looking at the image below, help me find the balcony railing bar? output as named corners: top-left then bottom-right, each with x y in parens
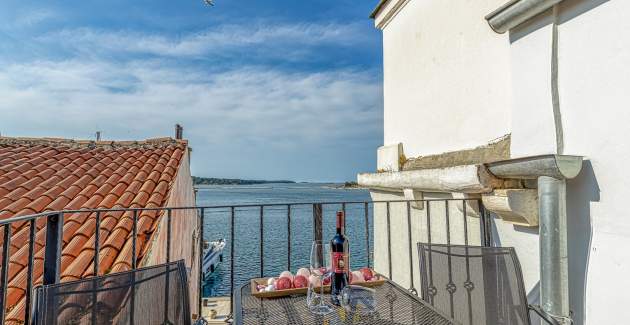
top-left (229, 206), bottom-right (235, 317)
top-left (286, 204), bottom-right (291, 272)
top-left (363, 202), bottom-right (370, 268)
top-left (406, 201), bottom-right (416, 295)
top-left (425, 201), bottom-right (435, 306)
top-left (0, 199), bottom-right (485, 226)
top-left (0, 224), bottom-right (11, 325)
top-left (0, 198), bottom-right (489, 324)
top-left (163, 209), bottom-right (173, 324)
top-left (197, 207), bottom-right (205, 321)
top-left (24, 220), bottom-right (36, 325)
top-left (386, 201), bottom-right (392, 279)
top-left (259, 206), bottom-right (264, 278)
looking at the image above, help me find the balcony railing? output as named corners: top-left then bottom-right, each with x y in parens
top-left (0, 198), bottom-right (491, 324)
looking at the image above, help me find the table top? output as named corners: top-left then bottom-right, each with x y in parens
top-left (233, 279), bottom-right (459, 325)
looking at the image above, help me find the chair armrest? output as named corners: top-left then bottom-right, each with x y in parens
top-left (528, 304), bottom-right (572, 325)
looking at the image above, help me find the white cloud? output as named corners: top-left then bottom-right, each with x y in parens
top-left (0, 59), bottom-right (382, 177)
top-left (3, 8), bottom-right (57, 29)
top-left (0, 20), bottom-right (382, 180)
top-left (39, 22), bottom-right (368, 59)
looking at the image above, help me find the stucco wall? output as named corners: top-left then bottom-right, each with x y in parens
top-left (373, 0), bottom-right (630, 324)
top-left (505, 1), bottom-right (630, 324)
top-left (380, 0), bottom-right (512, 158)
top-left (370, 190), bottom-right (482, 291)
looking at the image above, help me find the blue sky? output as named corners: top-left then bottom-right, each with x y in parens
top-left (0, 0), bottom-right (383, 182)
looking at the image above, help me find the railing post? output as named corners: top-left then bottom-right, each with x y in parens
top-left (312, 204), bottom-right (323, 261)
top-left (259, 206), bottom-right (264, 277)
top-left (43, 213), bottom-right (63, 285)
top-left (386, 202), bottom-right (392, 280)
top-left (286, 204), bottom-right (291, 272)
top-left (229, 206), bottom-right (235, 318)
top-left (164, 209), bottom-right (172, 325)
top-left (198, 208), bottom-right (204, 321)
top-left (364, 202), bottom-right (370, 268)
top-left (478, 199), bottom-right (492, 247)
top-left (0, 224), bottom-right (12, 325)
top-left (24, 220), bottom-right (36, 325)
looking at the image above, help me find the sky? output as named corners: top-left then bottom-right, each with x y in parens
top-left (0, 0), bottom-right (383, 182)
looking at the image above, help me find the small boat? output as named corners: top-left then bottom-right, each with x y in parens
top-left (203, 239), bottom-right (225, 278)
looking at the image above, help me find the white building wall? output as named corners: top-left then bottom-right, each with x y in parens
top-left (505, 1), bottom-right (630, 324)
top-left (381, 0), bottom-right (512, 157)
top-left (372, 0), bottom-right (630, 324)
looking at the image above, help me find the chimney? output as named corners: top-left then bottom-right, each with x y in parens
top-left (175, 124), bottom-right (183, 139)
top-left (96, 131), bottom-right (101, 141)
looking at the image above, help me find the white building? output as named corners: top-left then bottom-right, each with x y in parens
top-left (360, 0), bottom-right (630, 324)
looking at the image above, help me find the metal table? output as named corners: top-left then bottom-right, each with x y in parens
top-left (233, 280), bottom-right (459, 325)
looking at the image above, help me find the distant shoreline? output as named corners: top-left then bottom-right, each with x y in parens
top-left (192, 176), bottom-right (295, 185)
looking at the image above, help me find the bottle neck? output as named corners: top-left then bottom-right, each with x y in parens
top-left (336, 213), bottom-right (344, 235)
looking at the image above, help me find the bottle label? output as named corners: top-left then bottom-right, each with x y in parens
top-left (331, 252), bottom-right (348, 273)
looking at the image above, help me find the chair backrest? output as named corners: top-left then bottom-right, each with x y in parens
top-left (32, 260), bottom-right (191, 325)
top-left (418, 243), bottom-right (530, 325)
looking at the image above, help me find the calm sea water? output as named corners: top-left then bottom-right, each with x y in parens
top-left (196, 183), bottom-right (372, 297)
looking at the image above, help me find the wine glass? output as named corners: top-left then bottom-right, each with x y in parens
top-left (341, 285), bottom-right (376, 316)
top-left (308, 240), bottom-right (333, 315)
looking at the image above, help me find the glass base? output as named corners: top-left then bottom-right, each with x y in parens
top-left (309, 304), bottom-right (333, 315)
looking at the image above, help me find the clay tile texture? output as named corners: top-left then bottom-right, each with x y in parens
top-left (0, 136), bottom-right (189, 323)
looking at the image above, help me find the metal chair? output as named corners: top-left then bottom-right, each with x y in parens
top-left (32, 260), bottom-right (191, 325)
top-left (417, 243), bottom-right (562, 325)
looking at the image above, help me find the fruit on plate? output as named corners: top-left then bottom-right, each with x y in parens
top-left (279, 271), bottom-right (294, 281)
top-left (267, 277), bottom-right (276, 286)
top-left (309, 275), bottom-right (321, 287)
top-left (359, 267), bottom-right (374, 281)
top-left (294, 275), bottom-right (308, 288)
top-left (276, 277), bottom-right (292, 290)
top-left (351, 270), bottom-right (365, 283)
top-left (296, 268), bottom-right (310, 278)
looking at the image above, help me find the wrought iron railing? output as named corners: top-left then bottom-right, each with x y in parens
top-left (0, 198), bottom-right (491, 324)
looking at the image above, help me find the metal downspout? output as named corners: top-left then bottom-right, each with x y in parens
top-left (538, 176), bottom-right (570, 324)
top-left (486, 155), bottom-right (581, 324)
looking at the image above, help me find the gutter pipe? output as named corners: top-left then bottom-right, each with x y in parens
top-left (487, 155), bottom-right (581, 324)
top-left (485, 0), bottom-right (564, 33)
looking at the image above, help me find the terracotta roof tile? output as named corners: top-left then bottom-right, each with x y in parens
top-left (0, 136), bottom-right (187, 322)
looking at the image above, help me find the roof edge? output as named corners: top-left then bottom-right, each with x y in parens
top-left (0, 136), bottom-right (187, 148)
top-left (369, 0), bottom-right (389, 19)
top-left (485, 0), bottom-right (564, 33)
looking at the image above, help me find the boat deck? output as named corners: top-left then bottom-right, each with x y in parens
top-left (201, 296), bottom-right (231, 324)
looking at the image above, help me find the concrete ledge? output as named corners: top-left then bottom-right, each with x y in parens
top-left (358, 164), bottom-right (503, 194)
top-left (482, 189), bottom-right (539, 226)
top-left (369, 0), bottom-right (411, 30)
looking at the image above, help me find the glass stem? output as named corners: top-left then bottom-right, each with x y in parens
top-left (320, 275), bottom-right (324, 307)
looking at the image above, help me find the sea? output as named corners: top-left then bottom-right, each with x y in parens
top-left (196, 182), bottom-right (372, 297)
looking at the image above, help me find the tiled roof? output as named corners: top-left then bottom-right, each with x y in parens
top-left (0, 136), bottom-right (188, 323)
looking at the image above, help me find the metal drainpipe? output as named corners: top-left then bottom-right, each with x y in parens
top-left (486, 155), bottom-right (582, 324)
top-left (538, 176), bottom-right (570, 324)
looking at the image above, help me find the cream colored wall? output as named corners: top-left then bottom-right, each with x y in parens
top-left (370, 190), bottom-right (481, 291)
top-left (374, 1), bottom-right (630, 324)
top-left (507, 1), bottom-right (630, 324)
top-left (380, 0), bottom-right (512, 158)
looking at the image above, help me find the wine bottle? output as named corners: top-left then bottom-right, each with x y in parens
top-left (330, 211), bottom-right (349, 305)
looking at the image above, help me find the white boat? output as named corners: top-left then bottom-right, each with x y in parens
top-left (203, 239), bottom-right (225, 277)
